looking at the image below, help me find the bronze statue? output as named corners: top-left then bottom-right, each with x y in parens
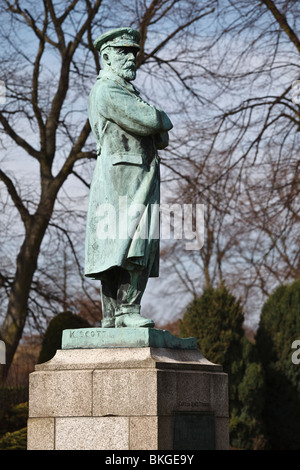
top-left (85, 28), bottom-right (173, 328)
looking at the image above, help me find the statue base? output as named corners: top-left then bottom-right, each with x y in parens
top-left (27, 329), bottom-right (229, 450)
top-left (61, 327), bottom-right (198, 350)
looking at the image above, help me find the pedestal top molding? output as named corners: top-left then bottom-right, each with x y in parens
top-left (62, 327), bottom-right (197, 351)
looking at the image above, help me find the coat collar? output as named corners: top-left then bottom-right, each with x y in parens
top-left (98, 69), bottom-right (140, 95)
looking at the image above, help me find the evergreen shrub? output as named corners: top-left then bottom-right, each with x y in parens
top-left (38, 311), bottom-right (90, 363)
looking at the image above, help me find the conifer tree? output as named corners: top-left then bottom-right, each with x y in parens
top-left (256, 279), bottom-right (300, 450)
top-left (180, 284), bottom-right (266, 449)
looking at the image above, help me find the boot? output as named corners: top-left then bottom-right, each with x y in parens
top-left (101, 317), bottom-right (115, 328)
top-left (101, 292), bottom-right (116, 328)
top-left (115, 304), bottom-right (155, 328)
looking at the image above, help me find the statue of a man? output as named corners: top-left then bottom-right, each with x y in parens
top-left (85, 28), bottom-right (173, 328)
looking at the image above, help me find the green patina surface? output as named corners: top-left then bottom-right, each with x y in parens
top-left (84, 27), bottom-right (173, 329)
top-left (61, 327), bottom-right (197, 350)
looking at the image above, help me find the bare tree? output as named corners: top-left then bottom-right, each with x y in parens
top-left (208, 0), bottom-right (300, 324)
top-left (157, 0), bottom-right (300, 328)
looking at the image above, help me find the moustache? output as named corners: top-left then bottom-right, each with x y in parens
top-left (124, 61), bottom-right (136, 69)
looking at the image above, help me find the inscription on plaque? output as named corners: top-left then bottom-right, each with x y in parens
top-left (69, 329), bottom-right (102, 338)
top-left (178, 401), bottom-right (210, 408)
top-left (173, 411), bottom-right (216, 450)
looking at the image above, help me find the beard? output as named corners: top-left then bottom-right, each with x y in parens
top-left (119, 65), bottom-right (136, 82)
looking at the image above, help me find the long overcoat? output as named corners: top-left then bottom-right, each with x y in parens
top-left (85, 70), bottom-right (173, 280)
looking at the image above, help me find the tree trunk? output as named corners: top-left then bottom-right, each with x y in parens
top-left (0, 203), bottom-right (53, 382)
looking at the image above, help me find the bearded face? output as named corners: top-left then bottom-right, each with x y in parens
top-left (102, 46), bottom-right (138, 82)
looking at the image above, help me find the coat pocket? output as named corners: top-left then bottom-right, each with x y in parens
top-left (111, 153), bottom-right (143, 166)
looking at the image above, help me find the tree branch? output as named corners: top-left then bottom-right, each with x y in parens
top-left (0, 113), bottom-right (41, 160)
top-left (45, 0), bottom-right (66, 50)
top-left (54, 119), bottom-right (94, 188)
top-left (260, 0), bottom-right (300, 55)
top-left (5, 0), bottom-right (58, 47)
top-left (58, 0), bottom-right (81, 24)
top-left (72, 170), bottom-right (91, 188)
top-left (31, 5), bottom-right (48, 150)
top-left (0, 169), bottom-right (30, 226)
top-left (44, 0), bottom-right (102, 165)
top-left (140, 7), bottom-right (215, 65)
top-left (68, 0), bottom-right (103, 56)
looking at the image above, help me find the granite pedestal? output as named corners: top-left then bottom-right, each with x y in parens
top-left (27, 328), bottom-right (229, 450)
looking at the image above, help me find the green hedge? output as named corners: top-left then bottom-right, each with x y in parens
top-left (0, 427), bottom-right (27, 450)
top-left (0, 387), bottom-right (28, 424)
top-left (1, 402), bottom-right (28, 434)
top-left (0, 399), bottom-right (28, 450)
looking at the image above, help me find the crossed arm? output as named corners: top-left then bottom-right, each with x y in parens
top-left (91, 79), bottom-right (173, 141)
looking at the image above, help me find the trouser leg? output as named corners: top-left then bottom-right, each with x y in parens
top-left (100, 266), bottom-right (154, 328)
top-left (100, 269), bottom-right (119, 328)
top-left (115, 268), bottom-right (154, 328)
top-left (100, 291), bottom-right (116, 327)
top-left (117, 269), bottom-right (148, 305)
